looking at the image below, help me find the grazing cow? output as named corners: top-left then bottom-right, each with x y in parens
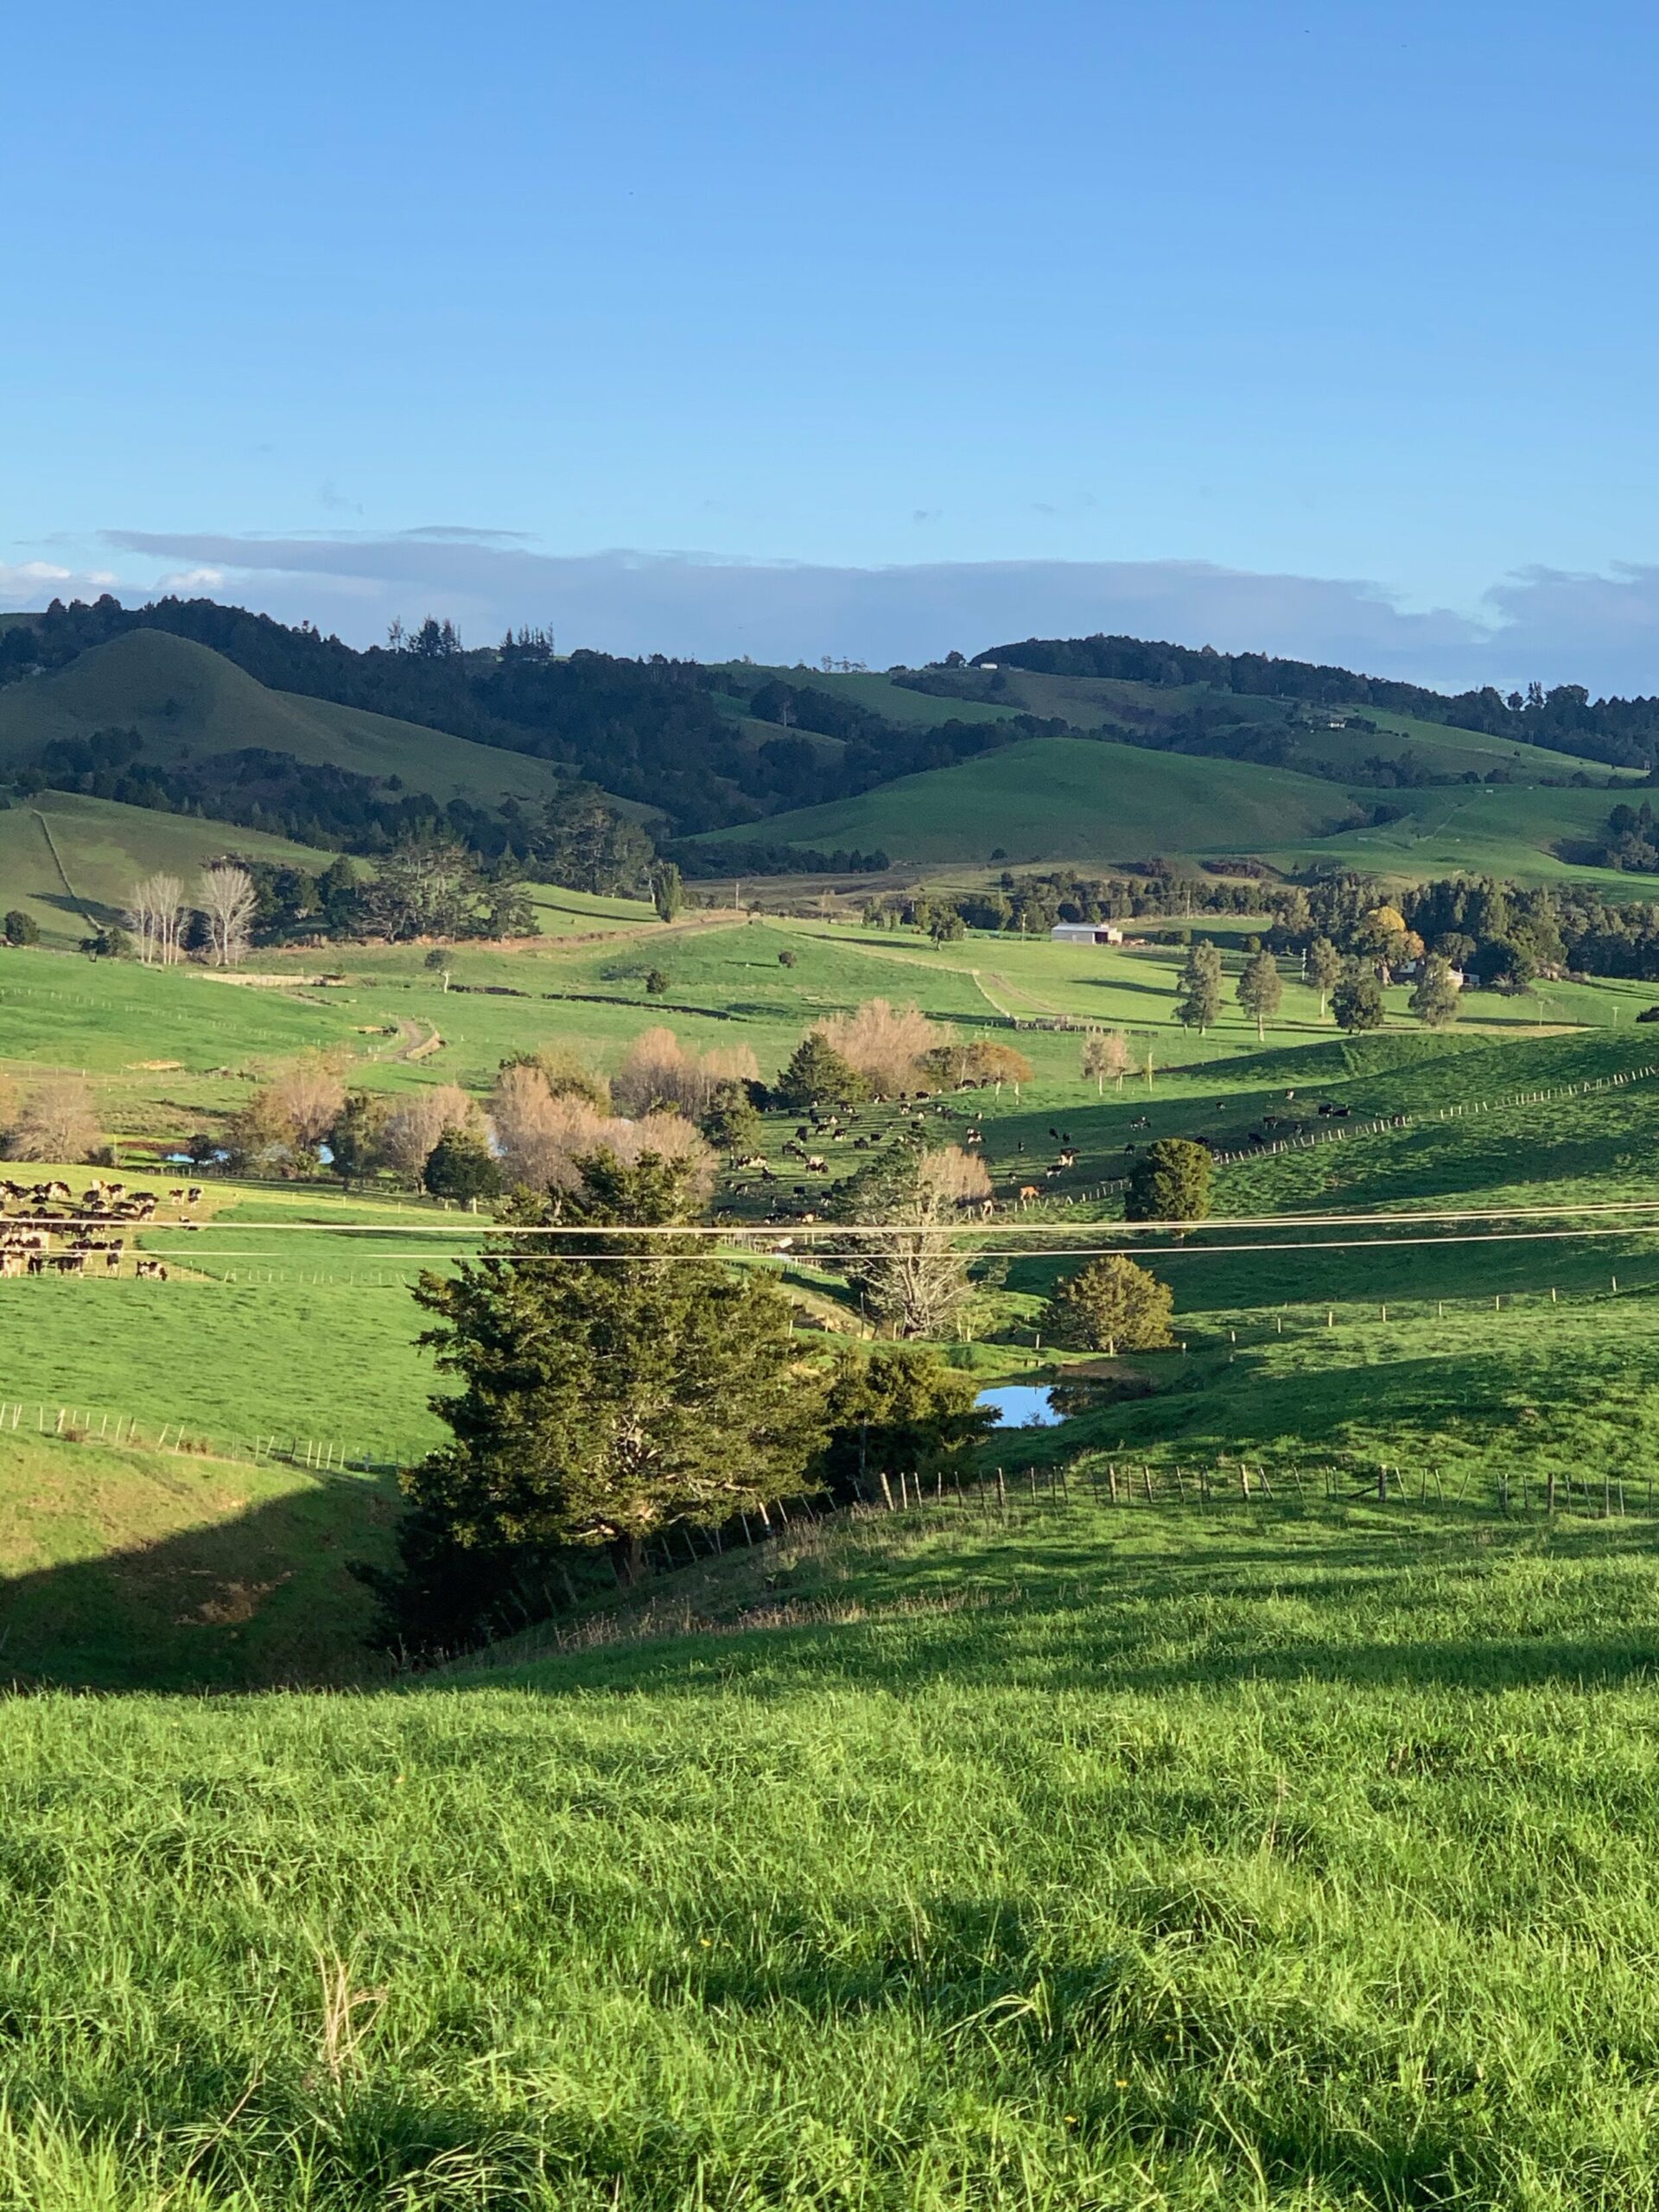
top-left (804, 1155), bottom-right (827, 1173)
top-left (0, 1253), bottom-right (24, 1277)
top-left (187, 1186), bottom-right (203, 1204)
top-left (1017, 1184), bottom-right (1041, 1203)
top-left (135, 1259), bottom-right (168, 1281)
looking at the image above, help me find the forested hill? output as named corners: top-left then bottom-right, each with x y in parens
top-left (0, 597), bottom-right (1046, 836)
top-left (971, 632), bottom-right (1659, 769)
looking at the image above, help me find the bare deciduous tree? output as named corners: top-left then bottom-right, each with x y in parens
top-left (1082, 1031), bottom-right (1131, 1093)
top-left (817, 999), bottom-right (942, 1095)
top-left (381, 1084), bottom-right (483, 1183)
top-left (610, 1029), bottom-right (759, 1120)
top-left (1, 1076), bottom-right (103, 1163)
top-left (490, 1062), bottom-right (715, 1201)
top-left (125, 873), bottom-right (186, 966)
top-left (267, 1054), bottom-right (349, 1149)
top-left (198, 864), bottom-right (257, 968)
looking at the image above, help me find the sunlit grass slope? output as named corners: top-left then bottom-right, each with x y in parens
top-left (2, 1497), bottom-right (1659, 2205)
top-left (695, 734), bottom-right (1360, 863)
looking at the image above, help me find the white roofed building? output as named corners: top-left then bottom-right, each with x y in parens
top-left (1051, 922), bottom-right (1123, 946)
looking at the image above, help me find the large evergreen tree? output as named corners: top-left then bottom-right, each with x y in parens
top-left (403, 1152), bottom-right (823, 1601)
top-left (773, 1031), bottom-right (868, 1112)
top-left (1409, 954), bottom-right (1463, 1029)
top-left (1174, 940), bottom-right (1224, 1033)
top-left (1044, 1254), bottom-right (1173, 1352)
top-left (814, 1346), bottom-right (994, 1504)
top-left (1332, 965), bottom-right (1386, 1032)
top-left (1124, 1137), bottom-right (1212, 1223)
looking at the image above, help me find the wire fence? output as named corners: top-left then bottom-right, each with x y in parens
top-left (0, 1398), bottom-right (429, 1476)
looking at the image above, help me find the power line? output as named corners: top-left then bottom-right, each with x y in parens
top-left (129, 1195), bottom-right (1659, 1239)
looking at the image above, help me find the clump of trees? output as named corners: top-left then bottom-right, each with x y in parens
top-left (1082, 1031), bottom-right (1131, 1091)
top-left (609, 1030), bottom-right (760, 1121)
top-left (3, 910), bottom-right (40, 947)
top-left (817, 999), bottom-right (943, 1094)
top-left (225, 1053), bottom-right (351, 1175)
top-left (917, 1039), bottom-right (1032, 1091)
top-left (1043, 1255), bottom-right (1173, 1354)
top-left (489, 1060), bottom-right (715, 1203)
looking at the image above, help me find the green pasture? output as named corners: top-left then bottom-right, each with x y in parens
top-left (694, 734), bottom-right (1360, 865)
top-left (2, 1497), bottom-right (1659, 2204)
top-left (0, 791), bottom-right (339, 946)
top-left (1267, 777), bottom-right (1639, 889)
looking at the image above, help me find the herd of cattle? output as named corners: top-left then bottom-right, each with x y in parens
top-left (722, 1087), bottom-right (1374, 1224)
top-left (0, 1178), bottom-right (203, 1280)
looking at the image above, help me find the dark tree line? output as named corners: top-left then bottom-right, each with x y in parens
top-left (0, 595), bottom-right (1052, 836)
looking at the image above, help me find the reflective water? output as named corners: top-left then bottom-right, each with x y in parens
top-left (977, 1384), bottom-right (1062, 1428)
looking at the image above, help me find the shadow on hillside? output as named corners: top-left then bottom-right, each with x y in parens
top-left (0, 1469), bottom-right (399, 1693)
top-left (469, 1509), bottom-right (1659, 1705)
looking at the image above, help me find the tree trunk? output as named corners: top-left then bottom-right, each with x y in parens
top-left (609, 1533), bottom-right (648, 1589)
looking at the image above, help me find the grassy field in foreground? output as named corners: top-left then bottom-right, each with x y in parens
top-left (1, 1501), bottom-right (1658, 2206)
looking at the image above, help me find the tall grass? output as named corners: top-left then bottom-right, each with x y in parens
top-left (0, 1503), bottom-right (1656, 2205)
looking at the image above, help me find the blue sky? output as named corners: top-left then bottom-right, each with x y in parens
top-left (6, 0), bottom-right (1659, 685)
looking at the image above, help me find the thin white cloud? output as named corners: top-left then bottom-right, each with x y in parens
top-left (0, 531), bottom-right (1648, 696)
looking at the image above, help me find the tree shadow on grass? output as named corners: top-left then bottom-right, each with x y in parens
top-left (0, 1469), bottom-right (401, 1692)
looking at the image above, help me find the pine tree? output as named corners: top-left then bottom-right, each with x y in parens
top-left (814, 1347), bottom-right (994, 1503)
top-left (773, 1031), bottom-right (868, 1112)
top-left (1174, 940), bottom-right (1224, 1033)
top-left (1306, 936), bottom-right (1342, 1019)
top-left (1409, 954), bottom-right (1463, 1030)
top-left (1332, 965), bottom-right (1386, 1032)
top-left (423, 1126), bottom-right (503, 1205)
top-left (404, 1154), bottom-right (822, 1599)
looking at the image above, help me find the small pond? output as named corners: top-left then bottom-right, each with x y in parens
top-left (977, 1384), bottom-right (1063, 1429)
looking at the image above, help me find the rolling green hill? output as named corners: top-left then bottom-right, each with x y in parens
top-left (0, 791), bottom-right (341, 944)
top-left (919, 663), bottom-right (1630, 785)
top-left (692, 728), bottom-right (1643, 883)
top-left (695, 733), bottom-right (1364, 863)
top-left (1266, 778), bottom-right (1643, 889)
top-left (0, 630), bottom-right (583, 813)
